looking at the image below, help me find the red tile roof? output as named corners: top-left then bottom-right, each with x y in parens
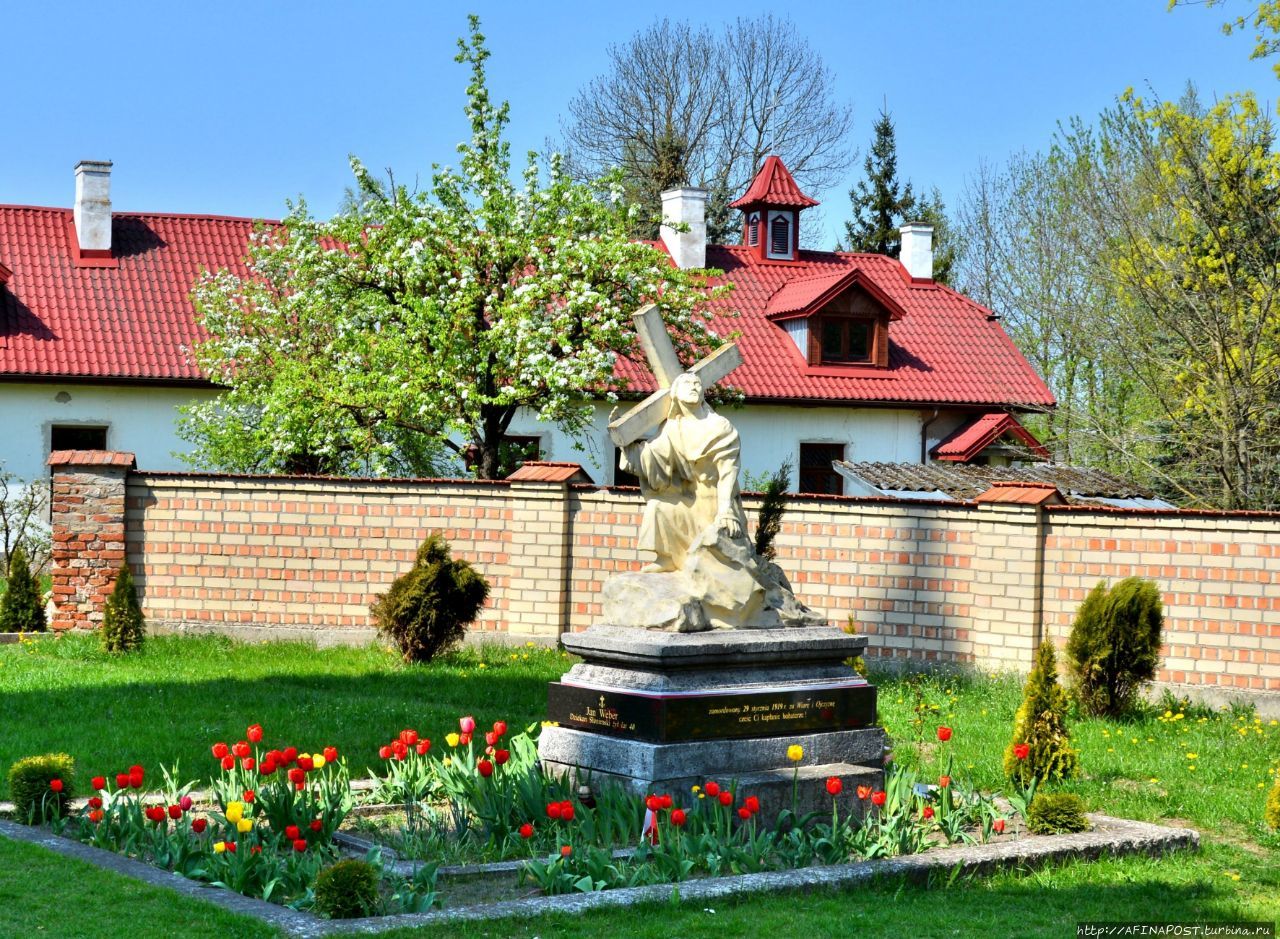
top-left (0, 204), bottom-right (1054, 409)
top-left (973, 481), bottom-right (1065, 506)
top-left (933, 413), bottom-right (1050, 461)
top-left (506, 461), bottom-right (593, 483)
top-left (47, 449), bottom-right (136, 468)
top-left (764, 269), bottom-right (905, 321)
top-left (729, 156), bottom-right (819, 209)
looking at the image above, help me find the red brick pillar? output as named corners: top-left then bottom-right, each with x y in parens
top-left (47, 450), bottom-right (136, 632)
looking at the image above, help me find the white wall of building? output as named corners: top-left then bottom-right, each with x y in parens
top-left (506, 402), bottom-right (934, 487)
top-left (0, 382), bottom-right (219, 481)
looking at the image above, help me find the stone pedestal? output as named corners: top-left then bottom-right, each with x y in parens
top-left (539, 625), bottom-right (886, 818)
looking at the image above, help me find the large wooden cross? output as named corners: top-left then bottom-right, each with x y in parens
top-left (607, 304), bottom-right (743, 447)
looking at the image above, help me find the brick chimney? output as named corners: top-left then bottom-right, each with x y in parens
top-left (899, 223), bottom-right (933, 280)
top-left (660, 186), bottom-right (708, 270)
top-left (73, 160), bottom-right (113, 257)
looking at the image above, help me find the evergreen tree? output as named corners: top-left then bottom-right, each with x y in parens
top-left (844, 108), bottom-right (916, 258)
top-left (1004, 640), bottom-right (1080, 785)
top-left (0, 545), bottom-right (45, 633)
top-left (101, 562), bottom-right (145, 653)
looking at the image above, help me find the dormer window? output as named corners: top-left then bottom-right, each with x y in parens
top-left (766, 273), bottom-right (902, 371)
top-left (747, 212), bottom-right (760, 247)
top-left (768, 211), bottom-right (792, 259)
top-left (819, 317), bottom-right (872, 364)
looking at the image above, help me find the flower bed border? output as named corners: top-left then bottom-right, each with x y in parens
top-left (0, 814), bottom-right (1198, 937)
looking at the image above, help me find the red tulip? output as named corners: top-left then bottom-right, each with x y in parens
top-left (492, 720), bottom-right (507, 738)
top-left (310, 818), bottom-right (323, 832)
top-left (993, 818), bottom-right (1007, 834)
top-left (293, 839), bottom-right (307, 853)
top-left (494, 748), bottom-right (510, 765)
top-left (737, 807), bottom-right (752, 820)
top-left (459, 731), bottom-right (472, 746)
top-left (220, 756), bottom-right (235, 771)
top-left (241, 757), bottom-right (256, 771)
top-left (288, 768), bottom-right (305, 785)
top-left (671, 809), bottom-right (687, 826)
top-left (145, 805), bottom-right (165, 823)
top-left (560, 845), bottom-right (572, 857)
top-left (459, 715), bottom-right (477, 734)
top-left (399, 729), bottom-right (418, 746)
top-left (659, 794), bottom-right (673, 809)
top-left (297, 755), bottom-right (314, 772)
top-left (212, 742), bottom-right (229, 759)
top-left (285, 825), bottom-right (301, 840)
top-left (226, 842), bottom-right (237, 854)
top-left (168, 804), bottom-right (182, 820)
top-left (826, 777), bottom-right (843, 796)
top-left (519, 822), bottom-right (534, 839)
top-left (646, 795), bottom-right (660, 812)
top-left (49, 779), bottom-right (64, 793)
top-left (704, 781), bottom-right (720, 797)
top-left (88, 809), bottom-right (104, 823)
top-left (477, 759), bottom-right (494, 778)
top-left (192, 818), bottom-right (208, 834)
top-left (129, 771), bottom-right (144, 789)
top-left (179, 795), bottom-right (193, 811)
top-left (232, 741), bottom-right (251, 759)
top-left (88, 797), bottom-right (103, 810)
top-left (871, 790), bottom-right (887, 806)
top-left (718, 791), bottom-right (733, 807)
top-left (744, 796), bottom-right (760, 814)
top-left (91, 776), bottom-right (106, 791)
top-left (485, 730), bottom-right (500, 747)
top-left (246, 724), bottom-right (263, 743)
top-left (323, 746), bottom-right (338, 763)
top-left (923, 806), bottom-right (936, 820)
top-left (936, 726), bottom-right (952, 742)
top-left (390, 742), bottom-right (408, 761)
top-left (115, 773), bottom-right (130, 789)
top-left (547, 802), bottom-right (563, 820)
top-left (856, 785), bottom-right (872, 800)
top-left (260, 761), bottom-right (277, 776)
top-left (560, 801), bottom-right (575, 822)
top-left (379, 745), bottom-right (393, 760)
top-left (243, 790), bottom-right (255, 803)
top-left (250, 845), bottom-right (262, 855)
top-left (1013, 743), bottom-right (1030, 761)
top-left (282, 747), bottom-right (298, 764)
top-left (415, 741), bottom-right (431, 756)
top-left (939, 776), bottom-right (951, 789)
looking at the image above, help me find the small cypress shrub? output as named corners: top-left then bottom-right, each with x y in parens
top-left (1026, 792), bottom-right (1090, 834)
top-left (101, 562), bottom-right (145, 653)
top-left (314, 859), bottom-right (381, 919)
top-left (753, 458), bottom-right (793, 561)
top-left (0, 545), bottom-right (46, 632)
top-left (1004, 640), bottom-right (1080, 785)
top-left (9, 753), bottom-right (74, 824)
top-left (372, 534), bottom-right (489, 663)
top-left (1066, 577), bottom-right (1164, 717)
top-left (1266, 775), bottom-right (1280, 831)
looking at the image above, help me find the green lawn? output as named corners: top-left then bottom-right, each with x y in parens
top-left (1, 634), bottom-right (1277, 937)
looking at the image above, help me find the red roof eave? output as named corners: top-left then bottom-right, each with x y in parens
top-left (933, 413), bottom-right (1050, 462)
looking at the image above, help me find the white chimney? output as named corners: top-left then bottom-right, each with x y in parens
top-left (899, 223), bottom-right (933, 280)
top-left (660, 186), bottom-right (708, 270)
top-left (74, 160), bottom-right (113, 255)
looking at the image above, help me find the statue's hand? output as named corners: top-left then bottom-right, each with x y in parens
top-left (717, 513), bottom-right (743, 539)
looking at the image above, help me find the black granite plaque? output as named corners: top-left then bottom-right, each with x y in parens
top-left (546, 681), bottom-right (877, 743)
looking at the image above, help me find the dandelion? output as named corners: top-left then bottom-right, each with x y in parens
top-left (787, 745), bottom-right (804, 762)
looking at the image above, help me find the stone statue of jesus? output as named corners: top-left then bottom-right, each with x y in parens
top-left (620, 372), bottom-right (749, 572)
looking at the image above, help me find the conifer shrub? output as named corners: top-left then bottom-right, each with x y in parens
top-left (0, 544), bottom-right (46, 632)
top-left (101, 562), bottom-right (145, 653)
top-left (1026, 791), bottom-right (1090, 834)
top-left (1004, 640), bottom-right (1080, 785)
top-left (372, 534), bottom-right (490, 663)
top-left (314, 859), bottom-right (381, 919)
top-left (1266, 775), bottom-right (1280, 831)
top-left (8, 753), bottom-right (74, 824)
top-left (753, 458), bottom-right (793, 561)
top-left (1066, 577), bottom-right (1164, 717)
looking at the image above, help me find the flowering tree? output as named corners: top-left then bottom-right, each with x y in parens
top-left (184, 17), bottom-right (724, 479)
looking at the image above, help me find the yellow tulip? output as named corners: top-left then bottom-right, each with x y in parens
top-left (787, 745), bottom-right (804, 762)
top-left (312, 755), bottom-right (326, 770)
top-left (446, 733), bottom-right (460, 748)
top-left (226, 802), bottom-right (244, 823)
top-left (237, 818), bottom-right (253, 833)
top-left (214, 841), bottom-right (227, 854)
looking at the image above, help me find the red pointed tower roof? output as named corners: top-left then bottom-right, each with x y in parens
top-left (730, 155), bottom-right (819, 209)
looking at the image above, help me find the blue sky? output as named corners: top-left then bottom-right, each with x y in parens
top-left (3, 1), bottom-right (1275, 248)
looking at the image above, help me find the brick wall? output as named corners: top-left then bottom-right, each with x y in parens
top-left (47, 454), bottom-right (1280, 703)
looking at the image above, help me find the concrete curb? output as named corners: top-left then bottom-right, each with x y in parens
top-left (0, 814), bottom-right (1199, 938)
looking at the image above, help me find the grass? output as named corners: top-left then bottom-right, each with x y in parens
top-left (1, 635), bottom-right (1278, 936)
top-left (0, 632), bottom-right (570, 798)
